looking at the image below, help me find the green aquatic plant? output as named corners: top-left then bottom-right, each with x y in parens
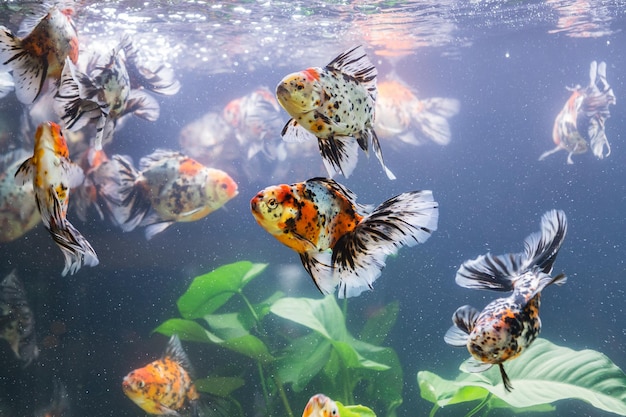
top-left (154, 261), bottom-right (397, 417)
top-left (418, 338), bottom-right (626, 416)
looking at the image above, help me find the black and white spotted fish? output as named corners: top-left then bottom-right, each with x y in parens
top-left (0, 270), bottom-right (39, 366)
top-left (276, 45), bottom-right (395, 180)
top-left (445, 210), bottom-right (568, 391)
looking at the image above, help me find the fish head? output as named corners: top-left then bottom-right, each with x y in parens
top-left (276, 68), bottom-right (323, 116)
top-left (122, 366), bottom-right (165, 413)
top-left (35, 122), bottom-right (70, 159)
top-left (302, 394), bottom-right (340, 417)
top-left (223, 97), bottom-right (243, 127)
top-left (250, 184), bottom-right (299, 236)
top-left (205, 168), bottom-right (238, 204)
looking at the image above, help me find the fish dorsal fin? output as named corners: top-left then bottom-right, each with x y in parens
top-left (281, 119), bottom-right (318, 143)
top-left (325, 45), bottom-right (377, 101)
top-left (306, 177), bottom-right (372, 216)
top-left (164, 335), bottom-right (194, 376)
top-left (521, 209), bottom-right (567, 274)
top-left (138, 149), bottom-right (181, 171)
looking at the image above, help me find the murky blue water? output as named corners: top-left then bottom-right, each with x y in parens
top-left (0, 1), bottom-right (625, 416)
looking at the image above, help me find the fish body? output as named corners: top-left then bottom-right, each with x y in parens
top-left (0, 149), bottom-right (40, 242)
top-left (302, 394), bottom-right (339, 417)
top-left (539, 61), bottom-right (615, 163)
top-left (0, 5), bottom-right (78, 103)
top-left (55, 36), bottom-right (161, 150)
top-left (123, 335), bottom-right (199, 416)
top-left (0, 270), bottom-right (39, 366)
top-left (445, 210), bottom-right (568, 391)
top-left (276, 46), bottom-right (395, 179)
top-left (98, 149), bottom-right (238, 239)
top-left (375, 79), bottom-right (460, 146)
top-left (14, 121), bottom-right (99, 276)
top-left (250, 177), bottom-right (438, 297)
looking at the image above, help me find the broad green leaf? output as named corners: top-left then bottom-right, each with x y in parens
top-left (336, 401), bottom-right (377, 417)
top-left (278, 333), bottom-right (331, 391)
top-left (153, 318), bottom-right (213, 343)
top-left (177, 262), bottom-right (267, 319)
top-left (359, 301), bottom-right (399, 345)
top-left (270, 295), bottom-right (346, 340)
top-left (219, 334), bottom-right (273, 363)
top-left (195, 376), bottom-right (245, 396)
top-left (419, 338), bottom-right (626, 415)
top-left (204, 313), bottom-right (248, 339)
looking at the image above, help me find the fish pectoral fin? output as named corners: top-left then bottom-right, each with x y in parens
top-left (463, 358), bottom-right (493, 373)
top-left (300, 251), bottom-right (339, 295)
top-left (280, 119), bottom-right (317, 143)
top-left (62, 160), bottom-right (86, 189)
top-left (448, 305), bottom-right (480, 340)
top-left (0, 28), bottom-right (46, 104)
top-left (318, 136), bottom-right (359, 179)
top-left (13, 157), bottom-right (34, 186)
top-left (444, 325), bottom-right (470, 347)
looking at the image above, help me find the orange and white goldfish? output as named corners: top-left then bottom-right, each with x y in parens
top-left (375, 78), bottom-right (460, 147)
top-left (302, 394), bottom-right (339, 417)
top-left (276, 46), bottom-right (395, 180)
top-left (0, 149), bottom-right (40, 243)
top-left (55, 34), bottom-right (173, 151)
top-left (123, 335), bottom-right (200, 417)
top-left (1, 270), bottom-right (39, 366)
top-left (98, 149), bottom-right (238, 239)
top-left (14, 121), bottom-right (99, 276)
top-left (445, 210), bottom-right (568, 391)
top-left (223, 86), bottom-right (287, 161)
top-left (0, 4), bottom-right (79, 104)
top-left (539, 61), bottom-right (615, 164)
top-left (251, 177), bottom-right (438, 298)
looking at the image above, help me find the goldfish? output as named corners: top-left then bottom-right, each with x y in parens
top-left (97, 149), bottom-right (238, 239)
top-left (35, 380), bottom-right (70, 417)
top-left (223, 86), bottom-right (287, 161)
top-left (14, 121), bottom-right (99, 276)
top-left (123, 335), bottom-right (200, 417)
top-left (0, 270), bottom-right (39, 366)
top-left (444, 210), bottom-right (568, 391)
top-left (302, 394), bottom-right (339, 417)
top-left (251, 177), bottom-right (438, 298)
top-left (276, 45), bottom-right (395, 180)
top-left (375, 78), bottom-right (460, 147)
top-left (55, 35), bottom-right (165, 151)
top-left (0, 149), bottom-right (40, 242)
top-left (539, 61), bottom-right (615, 164)
top-left (178, 111), bottom-right (235, 167)
top-left (0, 3), bottom-right (79, 104)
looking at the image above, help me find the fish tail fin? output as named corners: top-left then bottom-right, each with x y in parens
top-left (122, 34), bottom-right (181, 95)
top-left (444, 304), bottom-right (480, 346)
top-left (0, 26), bottom-right (46, 103)
top-left (318, 136), bottom-right (359, 178)
top-left (411, 98), bottom-right (460, 146)
top-left (521, 209), bottom-right (567, 274)
top-left (331, 190), bottom-right (438, 297)
top-left (45, 188), bottom-right (99, 276)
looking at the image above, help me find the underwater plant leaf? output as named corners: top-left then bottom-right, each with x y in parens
top-left (153, 318), bottom-right (214, 343)
top-left (219, 334), bottom-right (274, 363)
top-left (195, 376), bottom-right (245, 396)
top-left (331, 340), bottom-right (391, 371)
top-left (336, 401), bottom-right (377, 417)
top-left (204, 313), bottom-right (249, 339)
top-left (359, 301), bottom-right (399, 345)
top-left (419, 338), bottom-right (626, 415)
top-left (270, 295), bottom-right (347, 340)
top-left (355, 345), bottom-right (403, 416)
top-left (177, 261), bottom-right (268, 319)
top-left (277, 333), bottom-right (332, 392)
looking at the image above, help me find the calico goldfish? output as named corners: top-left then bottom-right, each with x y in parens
top-left (0, 4), bottom-right (79, 104)
top-left (302, 394), bottom-right (339, 417)
top-left (251, 177), bottom-right (438, 298)
top-left (14, 121), bottom-right (99, 276)
top-left (0, 149), bottom-right (40, 243)
top-left (123, 335), bottom-right (200, 417)
top-left (55, 35), bottom-right (166, 151)
top-left (375, 78), bottom-right (460, 147)
top-left (445, 210), bottom-right (568, 391)
top-left (276, 46), bottom-right (395, 180)
top-left (0, 270), bottom-right (39, 366)
top-left (97, 149), bottom-right (238, 239)
top-left (539, 61), bottom-right (615, 164)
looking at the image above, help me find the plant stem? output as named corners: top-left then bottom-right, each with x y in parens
top-left (273, 373), bottom-right (294, 417)
top-left (428, 404), bottom-right (440, 417)
top-left (238, 290), bottom-right (260, 323)
top-left (464, 393), bottom-right (491, 417)
top-left (257, 362), bottom-right (270, 409)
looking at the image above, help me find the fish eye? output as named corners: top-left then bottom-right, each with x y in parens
top-left (137, 380), bottom-right (145, 388)
top-left (267, 198), bottom-right (277, 209)
top-left (331, 407), bottom-right (338, 416)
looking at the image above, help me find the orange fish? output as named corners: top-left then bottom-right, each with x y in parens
top-left (251, 177), bottom-right (438, 297)
top-left (96, 149), bottom-right (238, 239)
top-left (123, 335), bottom-right (200, 417)
top-left (302, 394), bottom-right (339, 417)
top-left (276, 46), bottom-right (395, 179)
top-left (0, 4), bottom-right (79, 103)
top-left (14, 121), bottom-right (99, 276)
